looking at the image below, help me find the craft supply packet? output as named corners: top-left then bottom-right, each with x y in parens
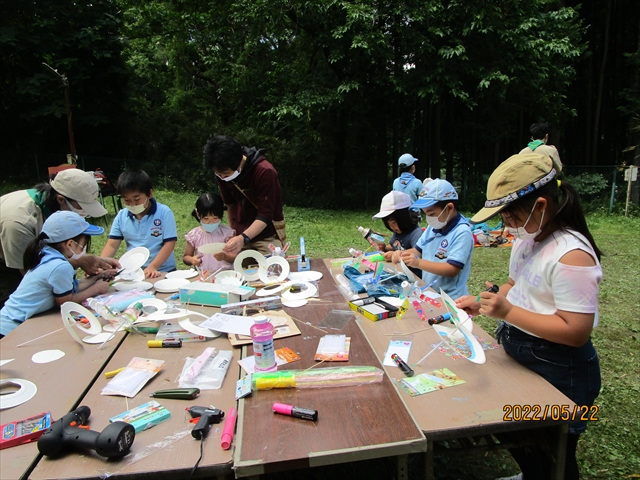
top-left (101, 357), bottom-right (164, 398)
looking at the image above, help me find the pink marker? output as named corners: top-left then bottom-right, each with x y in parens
top-left (273, 403), bottom-right (318, 421)
top-left (220, 407), bottom-right (237, 450)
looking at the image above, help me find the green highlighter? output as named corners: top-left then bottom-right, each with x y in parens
top-left (149, 388), bottom-right (200, 400)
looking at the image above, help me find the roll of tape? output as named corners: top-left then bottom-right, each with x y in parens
top-left (280, 281), bottom-right (317, 301)
top-left (258, 256), bottom-right (290, 285)
top-left (233, 250), bottom-right (267, 281)
top-left (0, 378), bottom-right (37, 409)
top-left (61, 302), bottom-right (102, 344)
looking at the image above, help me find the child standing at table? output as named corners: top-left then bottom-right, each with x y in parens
top-left (398, 179), bottom-right (474, 299)
top-left (101, 170), bottom-right (178, 278)
top-left (0, 211), bottom-right (112, 337)
top-left (183, 192), bottom-right (236, 272)
top-left (456, 153), bottom-right (602, 480)
top-left (373, 191), bottom-right (422, 277)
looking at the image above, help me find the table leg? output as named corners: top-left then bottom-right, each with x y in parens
top-left (397, 454), bottom-right (408, 480)
top-left (551, 424), bottom-right (568, 480)
top-left (425, 439), bottom-right (435, 480)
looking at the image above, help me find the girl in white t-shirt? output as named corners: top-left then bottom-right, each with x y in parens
top-left (183, 193), bottom-right (236, 273)
top-left (456, 153), bottom-right (602, 480)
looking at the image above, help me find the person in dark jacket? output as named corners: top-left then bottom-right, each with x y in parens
top-left (203, 135), bottom-right (285, 256)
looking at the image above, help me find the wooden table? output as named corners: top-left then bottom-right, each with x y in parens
top-left (0, 307), bottom-right (127, 480)
top-left (233, 259), bottom-right (426, 478)
top-left (325, 259), bottom-right (573, 480)
top-left (28, 298), bottom-right (240, 480)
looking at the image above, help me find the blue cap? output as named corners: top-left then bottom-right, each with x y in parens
top-left (42, 211), bottom-right (104, 243)
top-left (412, 179), bottom-right (458, 209)
top-left (398, 153), bottom-right (418, 167)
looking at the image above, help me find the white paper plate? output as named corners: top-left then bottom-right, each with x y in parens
top-left (281, 281), bottom-right (317, 300)
top-left (102, 323), bottom-right (126, 332)
top-left (82, 332), bottom-right (116, 344)
top-left (258, 256), bottom-right (290, 285)
top-left (255, 281), bottom-right (291, 297)
top-left (0, 379), bottom-right (37, 410)
top-left (178, 317), bottom-right (221, 338)
top-left (233, 250), bottom-right (267, 281)
top-left (399, 260), bottom-right (417, 282)
top-left (154, 278), bottom-right (190, 293)
top-left (118, 268), bottom-right (145, 282)
top-left (282, 299), bottom-right (308, 308)
top-left (114, 281), bottom-right (153, 292)
top-left (119, 247), bottom-right (150, 272)
top-left (197, 243), bottom-right (226, 255)
top-left (288, 270), bottom-right (323, 282)
top-left (166, 269), bottom-right (198, 279)
top-left (32, 350), bottom-right (65, 364)
top-left (215, 270), bottom-right (245, 286)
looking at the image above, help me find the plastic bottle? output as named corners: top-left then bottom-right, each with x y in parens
top-left (250, 316), bottom-right (277, 372)
top-left (357, 226), bottom-right (386, 248)
top-left (210, 350), bottom-right (233, 389)
top-left (120, 302), bottom-right (143, 326)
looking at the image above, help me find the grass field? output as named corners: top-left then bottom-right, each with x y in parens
top-left (3, 182), bottom-right (638, 479)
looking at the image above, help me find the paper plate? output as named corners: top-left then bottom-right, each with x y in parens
top-left (215, 270), bottom-right (245, 286)
top-left (399, 260), bottom-right (417, 282)
top-left (281, 281), bottom-right (318, 301)
top-left (197, 243), bottom-right (226, 255)
top-left (282, 299), bottom-right (308, 308)
top-left (154, 278), bottom-right (190, 293)
top-left (32, 350), bottom-right (65, 364)
top-left (82, 332), bottom-right (116, 344)
top-left (117, 268), bottom-right (145, 282)
top-left (119, 247), bottom-right (150, 272)
top-left (233, 250), bottom-right (267, 281)
top-left (0, 379), bottom-right (37, 410)
top-left (178, 317), bottom-right (221, 338)
top-left (102, 323), bottom-right (126, 333)
top-left (255, 281), bottom-right (291, 297)
top-left (258, 256), bottom-right (290, 285)
top-left (114, 281), bottom-right (153, 292)
top-left (128, 298), bottom-right (168, 317)
top-left (288, 270), bottom-right (323, 282)
top-left (166, 269), bottom-right (198, 279)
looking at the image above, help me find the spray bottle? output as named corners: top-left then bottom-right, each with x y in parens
top-left (357, 227), bottom-right (386, 249)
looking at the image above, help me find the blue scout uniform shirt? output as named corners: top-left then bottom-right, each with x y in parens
top-left (415, 213), bottom-right (473, 299)
top-left (392, 173), bottom-right (423, 203)
top-left (108, 198), bottom-right (178, 272)
top-left (389, 225), bottom-right (424, 278)
top-left (0, 246), bottom-right (77, 335)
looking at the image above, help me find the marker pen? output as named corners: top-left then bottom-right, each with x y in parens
top-left (272, 403), bottom-right (318, 421)
top-left (147, 340), bottom-right (182, 348)
top-left (104, 367), bottom-right (125, 378)
top-left (477, 284), bottom-right (500, 302)
top-left (391, 353), bottom-right (414, 377)
top-left (220, 407), bottom-right (237, 450)
top-left (427, 312), bottom-right (452, 325)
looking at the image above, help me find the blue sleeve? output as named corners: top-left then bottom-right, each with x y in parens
top-left (161, 206), bottom-right (178, 243)
top-left (108, 210), bottom-right (125, 240)
top-left (445, 226), bottom-right (474, 268)
top-left (48, 262), bottom-right (75, 297)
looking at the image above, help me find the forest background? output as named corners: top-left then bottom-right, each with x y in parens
top-left (0, 0), bottom-right (639, 212)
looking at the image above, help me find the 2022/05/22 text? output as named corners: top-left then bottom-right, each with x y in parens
top-left (503, 404), bottom-right (600, 422)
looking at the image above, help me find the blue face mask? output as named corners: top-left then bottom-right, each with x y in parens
top-left (201, 221), bottom-right (220, 233)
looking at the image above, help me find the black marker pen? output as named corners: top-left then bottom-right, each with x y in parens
top-left (391, 353), bottom-right (414, 377)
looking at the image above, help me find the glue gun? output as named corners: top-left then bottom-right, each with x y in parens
top-left (186, 406), bottom-right (225, 440)
top-left (37, 406), bottom-right (135, 458)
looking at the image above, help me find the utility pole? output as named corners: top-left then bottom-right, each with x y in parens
top-left (42, 62), bottom-right (76, 164)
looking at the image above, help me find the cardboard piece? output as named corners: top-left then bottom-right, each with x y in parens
top-left (227, 310), bottom-right (301, 346)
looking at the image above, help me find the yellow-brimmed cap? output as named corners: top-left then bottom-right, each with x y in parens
top-left (471, 153), bottom-right (556, 224)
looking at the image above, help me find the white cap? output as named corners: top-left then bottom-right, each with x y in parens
top-left (372, 191), bottom-right (412, 219)
top-left (50, 169), bottom-right (108, 218)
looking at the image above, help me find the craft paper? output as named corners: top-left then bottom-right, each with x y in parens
top-left (399, 368), bottom-right (465, 397)
top-left (383, 340), bottom-right (412, 367)
top-left (199, 313), bottom-right (255, 336)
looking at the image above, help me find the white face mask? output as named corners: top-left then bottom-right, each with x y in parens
top-left (201, 221), bottom-right (220, 233)
top-left (216, 169), bottom-right (241, 182)
top-left (64, 198), bottom-right (87, 218)
top-left (68, 241), bottom-right (86, 261)
top-left (426, 206), bottom-right (451, 229)
top-left (125, 199), bottom-right (149, 215)
top-left (508, 202), bottom-right (545, 241)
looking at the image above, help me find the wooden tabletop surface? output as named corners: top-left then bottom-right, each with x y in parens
top-left (233, 259), bottom-right (426, 477)
top-left (325, 259), bottom-right (574, 439)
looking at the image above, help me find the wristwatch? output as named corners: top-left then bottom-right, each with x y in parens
top-left (241, 233), bottom-right (251, 244)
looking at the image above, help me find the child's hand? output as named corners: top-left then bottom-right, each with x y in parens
top-left (377, 243), bottom-right (386, 252)
top-left (191, 255), bottom-right (202, 267)
top-left (144, 266), bottom-right (160, 278)
top-left (383, 251), bottom-right (394, 262)
top-left (455, 295), bottom-right (481, 316)
top-left (400, 251), bottom-right (419, 267)
top-left (478, 281), bottom-right (512, 319)
top-left (390, 251), bottom-right (402, 264)
top-left (213, 252), bottom-right (226, 262)
top-left (94, 280), bottom-right (111, 295)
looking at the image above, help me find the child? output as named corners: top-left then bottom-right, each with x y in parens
top-left (101, 170), bottom-right (177, 278)
top-left (392, 153), bottom-right (423, 202)
top-left (0, 211), bottom-right (112, 337)
top-left (372, 191), bottom-right (423, 277)
top-left (456, 153), bottom-right (602, 480)
top-left (183, 193), bottom-right (237, 271)
top-left (398, 179), bottom-right (474, 299)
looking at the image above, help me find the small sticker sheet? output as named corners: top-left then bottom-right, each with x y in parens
top-left (383, 340), bottom-right (412, 367)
